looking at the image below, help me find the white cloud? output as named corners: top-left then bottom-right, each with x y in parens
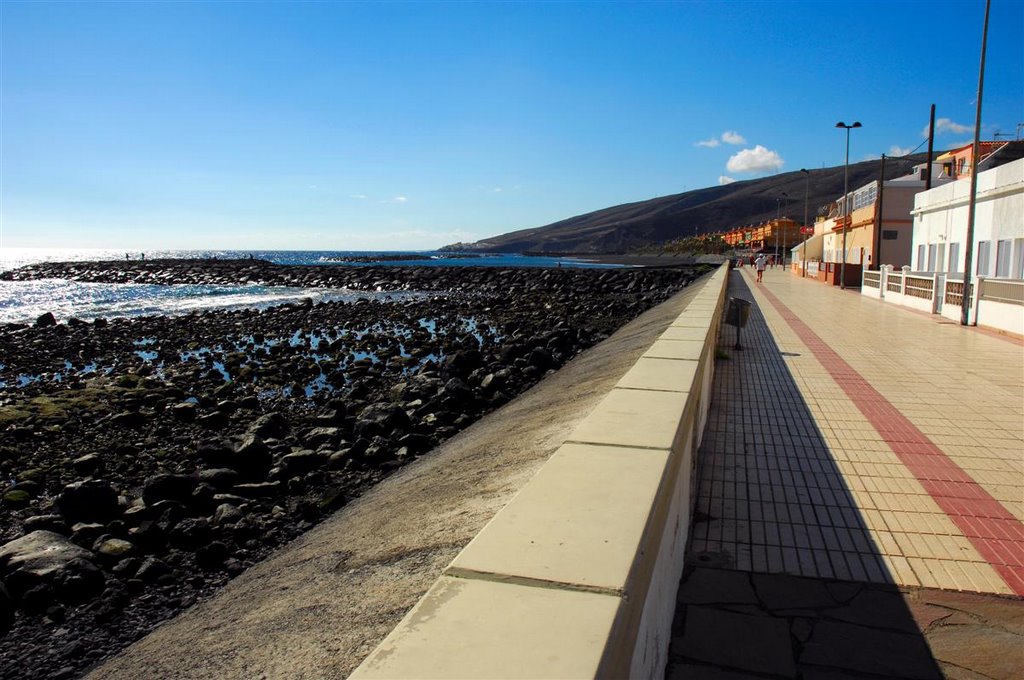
top-left (392, 196), bottom-right (408, 204)
top-left (923, 117), bottom-right (971, 137)
top-left (477, 184), bottom-right (521, 193)
top-left (696, 130), bottom-right (746, 148)
top-left (718, 175), bottom-right (736, 185)
top-left (726, 145), bottom-right (785, 174)
top-left (350, 194), bottom-right (368, 200)
top-left (889, 145), bottom-right (913, 156)
top-left (721, 130), bottom-right (746, 145)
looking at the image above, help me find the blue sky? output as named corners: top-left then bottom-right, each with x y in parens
top-left (1, 1), bottom-right (1021, 250)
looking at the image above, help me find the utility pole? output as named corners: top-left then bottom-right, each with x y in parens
top-left (775, 198), bottom-right (781, 260)
top-left (962, 0), bottom-right (991, 326)
top-left (801, 169), bottom-right (810, 271)
top-left (874, 154), bottom-right (886, 270)
top-left (925, 104), bottom-right (936, 190)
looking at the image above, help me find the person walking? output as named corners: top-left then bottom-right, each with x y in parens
top-left (755, 254), bottom-right (767, 282)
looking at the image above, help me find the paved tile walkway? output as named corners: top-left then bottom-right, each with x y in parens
top-left (668, 267), bottom-right (1023, 679)
top-left (687, 266), bottom-right (1024, 595)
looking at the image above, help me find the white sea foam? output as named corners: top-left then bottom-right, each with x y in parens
top-left (0, 280), bottom-right (416, 325)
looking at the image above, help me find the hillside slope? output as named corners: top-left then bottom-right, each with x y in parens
top-left (457, 155), bottom-right (930, 254)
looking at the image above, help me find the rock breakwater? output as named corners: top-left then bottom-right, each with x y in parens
top-left (0, 260), bottom-right (705, 678)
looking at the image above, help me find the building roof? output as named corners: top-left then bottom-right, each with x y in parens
top-left (934, 140), bottom-right (1007, 162)
top-left (977, 140), bottom-right (1024, 171)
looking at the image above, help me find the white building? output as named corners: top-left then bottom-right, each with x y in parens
top-left (911, 156), bottom-right (1024, 278)
top-left (862, 156), bottom-right (1023, 335)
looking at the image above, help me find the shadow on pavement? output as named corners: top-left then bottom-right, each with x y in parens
top-left (667, 271), bottom-right (946, 679)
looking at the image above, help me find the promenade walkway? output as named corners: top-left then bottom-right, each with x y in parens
top-left (668, 266), bottom-right (1023, 679)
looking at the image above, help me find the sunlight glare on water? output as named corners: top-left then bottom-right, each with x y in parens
top-left (0, 279), bottom-right (415, 325)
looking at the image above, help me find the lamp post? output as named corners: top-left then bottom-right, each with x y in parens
top-left (836, 121), bottom-right (861, 289)
top-left (775, 197), bottom-right (782, 265)
top-left (781, 192), bottom-right (788, 267)
top-left (801, 169), bottom-right (810, 272)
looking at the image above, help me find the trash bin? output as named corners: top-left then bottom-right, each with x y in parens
top-left (724, 297), bottom-right (751, 349)
top-left (725, 297), bottom-right (751, 328)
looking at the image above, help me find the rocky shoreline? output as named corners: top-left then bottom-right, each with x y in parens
top-left (0, 260), bottom-right (706, 679)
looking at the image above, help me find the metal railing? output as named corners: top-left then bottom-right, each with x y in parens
top-left (980, 279), bottom-right (1024, 306)
top-left (862, 271), bottom-right (881, 289)
top-left (904, 275), bottom-right (935, 300)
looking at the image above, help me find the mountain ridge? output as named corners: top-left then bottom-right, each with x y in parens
top-left (447, 154), bottom-right (933, 254)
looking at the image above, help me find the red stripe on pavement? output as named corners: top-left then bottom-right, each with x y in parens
top-left (752, 276), bottom-right (1024, 595)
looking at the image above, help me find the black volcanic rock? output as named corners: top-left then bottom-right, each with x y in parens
top-left (0, 261), bottom-right (703, 679)
top-left (0, 531), bottom-right (105, 604)
top-left (56, 481), bottom-right (121, 523)
top-left (142, 474), bottom-right (197, 507)
top-left (34, 313), bottom-right (56, 328)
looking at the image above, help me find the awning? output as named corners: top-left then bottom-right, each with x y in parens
top-left (790, 233), bottom-right (824, 261)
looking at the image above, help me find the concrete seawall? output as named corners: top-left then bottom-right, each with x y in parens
top-left (88, 264), bottom-right (728, 680)
top-left (351, 263), bottom-right (730, 679)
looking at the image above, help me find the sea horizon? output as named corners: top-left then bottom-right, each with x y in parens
top-left (0, 247), bottom-right (615, 273)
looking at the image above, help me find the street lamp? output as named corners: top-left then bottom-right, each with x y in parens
top-left (775, 197), bottom-right (781, 262)
top-left (781, 192), bottom-right (788, 267)
top-left (800, 169), bottom-right (810, 273)
top-left (836, 121), bottom-right (861, 289)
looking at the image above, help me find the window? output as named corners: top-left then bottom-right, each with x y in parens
top-left (936, 244), bottom-right (946, 273)
top-left (1014, 239), bottom-right (1024, 279)
top-left (882, 230), bottom-right (898, 240)
top-left (976, 241), bottom-right (991, 276)
top-left (927, 244), bottom-right (937, 272)
top-left (851, 184), bottom-right (878, 211)
top-left (948, 243), bottom-right (960, 274)
top-left (995, 239), bottom-right (1012, 277)
top-left (917, 244), bottom-right (926, 270)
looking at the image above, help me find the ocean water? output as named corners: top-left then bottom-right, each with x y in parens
top-left (0, 248), bottom-right (611, 272)
top-left (0, 279), bottom-right (423, 325)
top-left (0, 248), bottom-right (616, 325)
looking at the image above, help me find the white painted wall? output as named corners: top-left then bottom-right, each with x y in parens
top-left (978, 299), bottom-right (1024, 336)
top-left (912, 158), bottom-right (1024, 277)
